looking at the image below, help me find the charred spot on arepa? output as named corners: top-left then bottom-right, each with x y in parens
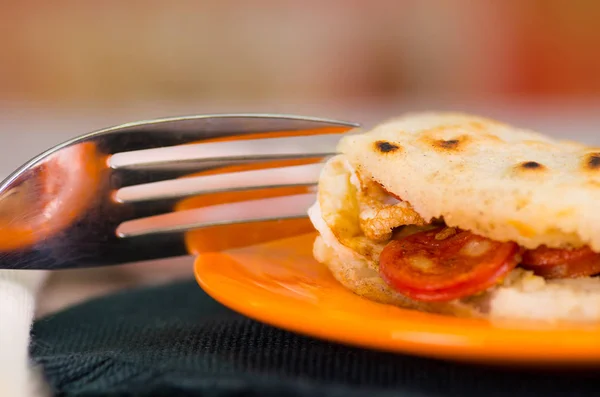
top-left (429, 135), bottom-right (470, 153)
top-left (520, 161), bottom-right (544, 170)
top-left (374, 140), bottom-right (401, 153)
top-left (417, 126), bottom-right (461, 147)
top-left (508, 161), bottom-right (548, 180)
top-left (584, 152), bottom-right (600, 171)
top-left (500, 161), bottom-right (547, 183)
top-left (438, 139), bottom-right (460, 149)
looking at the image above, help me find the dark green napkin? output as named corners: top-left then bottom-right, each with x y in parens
top-left (31, 279), bottom-right (599, 397)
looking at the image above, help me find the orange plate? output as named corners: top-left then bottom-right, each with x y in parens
top-left (194, 232), bottom-right (600, 366)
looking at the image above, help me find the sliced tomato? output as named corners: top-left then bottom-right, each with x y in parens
top-left (379, 227), bottom-right (520, 302)
top-left (521, 245), bottom-right (600, 278)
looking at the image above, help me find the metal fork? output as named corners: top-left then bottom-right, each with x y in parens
top-left (0, 114), bottom-right (358, 269)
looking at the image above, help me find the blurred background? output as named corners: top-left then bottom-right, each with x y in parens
top-left (4, 0), bottom-right (600, 103)
top-left (3, 0), bottom-right (600, 161)
top-left (2, 0), bottom-right (600, 313)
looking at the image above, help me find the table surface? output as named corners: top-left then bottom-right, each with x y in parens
top-left (2, 99), bottom-right (599, 317)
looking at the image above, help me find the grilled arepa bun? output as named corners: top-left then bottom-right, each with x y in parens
top-left (308, 113), bottom-right (600, 323)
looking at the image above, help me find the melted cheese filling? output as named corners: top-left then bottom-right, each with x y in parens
top-left (308, 201), bottom-right (363, 265)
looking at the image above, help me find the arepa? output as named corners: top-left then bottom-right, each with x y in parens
top-left (308, 112), bottom-right (600, 323)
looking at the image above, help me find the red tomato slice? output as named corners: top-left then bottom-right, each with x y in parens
top-left (379, 227), bottom-right (520, 302)
top-left (521, 245), bottom-right (600, 278)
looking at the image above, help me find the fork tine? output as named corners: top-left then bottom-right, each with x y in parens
top-left (116, 193), bottom-right (316, 238)
top-left (109, 134), bottom-right (343, 170)
top-left (98, 114), bottom-right (358, 152)
top-left (115, 163), bottom-right (323, 203)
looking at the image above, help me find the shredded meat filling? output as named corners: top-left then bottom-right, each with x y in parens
top-left (354, 175), bottom-right (427, 242)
